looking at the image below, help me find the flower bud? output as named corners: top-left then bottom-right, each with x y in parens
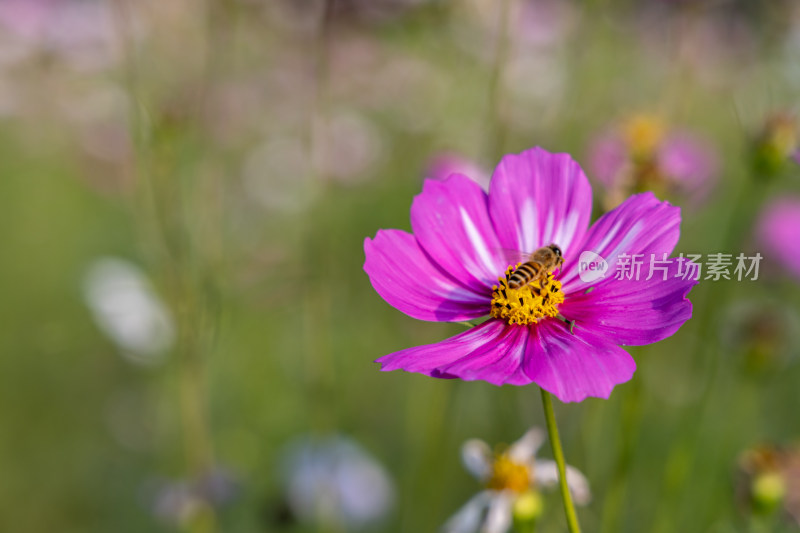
top-left (513, 489), bottom-right (544, 525)
top-left (752, 472), bottom-right (786, 516)
top-left (751, 113), bottom-right (799, 179)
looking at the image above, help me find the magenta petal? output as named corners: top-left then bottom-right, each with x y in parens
top-left (411, 175), bottom-right (506, 291)
top-left (377, 319), bottom-right (533, 386)
top-left (364, 230), bottom-right (490, 322)
top-left (436, 322), bottom-right (531, 385)
top-left (488, 147), bottom-right (592, 261)
top-left (757, 197), bottom-right (800, 279)
top-left (376, 319), bottom-right (513, 378)
top-left (561, 259), bottom-right (696, 345)
top-left (561, 192), bottom-right (681, 293)
top-left (524, 320), bottom-right (636, 403)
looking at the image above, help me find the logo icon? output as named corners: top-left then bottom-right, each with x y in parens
top-left (578, 251), bottom-right (608, 283)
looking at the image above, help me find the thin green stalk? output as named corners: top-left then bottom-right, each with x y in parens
top-left (600, 378), bottom-right (643, 533)
top-left (112, 6), bottom-right (220, 532)
top-left (540, 389), bottom-right (582, 533)
top-left (302, 0), bottom-right (338, 434)
top-left (485, 0), bottom-right (513, 161)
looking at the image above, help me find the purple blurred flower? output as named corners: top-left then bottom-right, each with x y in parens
top-left (282, 435), bottom-right (395, 530)
top-left (0, 0), bottom-right (128, 71)
top-left (588, 116), bottom-right (718, 208)
top-left (659, 134), bottom-right (719, 194)
top-left (757, 198), bottom-right (800, 279)
top-left (0, 0), bottom-right (52, 40)
top-left (444, 428), bottom-right (589, 533)
top-left (364, 147), bottom-right (696, 402)
top-left (151, 468), bottom-right (239, 527)
top-left (426, 152), bottom-right (490, 190)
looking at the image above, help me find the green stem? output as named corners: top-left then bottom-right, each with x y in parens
top-left (540, 388), bottom-right (582, 533)
top-left (486, 0), bottom-right (513, 161)
top-left (600, 378), bottom-right (643, 533)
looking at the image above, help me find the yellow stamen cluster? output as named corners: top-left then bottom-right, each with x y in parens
top-left (487, 454), bottom-right (532, 493)
top-left (623, 114), bottom-right (665, 159)
top-left (490, 266), bottom-right (565, 326)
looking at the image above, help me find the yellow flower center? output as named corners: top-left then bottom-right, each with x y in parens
top-left (623, 114), bottom-right (665, 159)
top-left (490, 266), bottom-right (565, 326)
top-left (487, 454), bottom-right (532, 493)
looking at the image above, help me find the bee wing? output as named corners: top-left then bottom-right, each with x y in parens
top-left (493, 247), bottom-right (567, 277)
top-left (492, 247), bottom-right (533, 267)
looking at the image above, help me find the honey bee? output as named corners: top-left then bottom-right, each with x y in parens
top-left (507, 244), bottom-right (564, 289)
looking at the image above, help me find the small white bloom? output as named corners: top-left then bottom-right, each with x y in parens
top-left (83, 258), bottom-right (174, 365)
top-left (443, 428), bottom-right (590, 533)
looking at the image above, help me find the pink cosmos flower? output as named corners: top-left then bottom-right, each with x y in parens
top-left (756, 198), bottom-right (800, 279)
top-left (364, 147), bottom-right (696, 402)
top-left (588, 116), bottom-right (718, 208)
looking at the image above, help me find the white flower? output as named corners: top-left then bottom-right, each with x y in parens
top-left (444, 428), bottom-right (590, 533)
top-left (83, 257), bottom-right (174, 364)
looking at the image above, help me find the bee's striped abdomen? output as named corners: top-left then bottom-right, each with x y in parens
top-left (507, 262), bottom-right (543, 289)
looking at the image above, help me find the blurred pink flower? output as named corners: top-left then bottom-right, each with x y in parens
top-left (588, 116), bottom-right (718, 209)
top-left (0, 0), bottom-right (129, 71)
top-left (757, 198), bottom-right (800, 280)
top-left (0, 0), bottom-right (54, 40)
top-left (659, 134), bottom-right (719, 194)
top-left (425, 152), bottom-right (490, 190)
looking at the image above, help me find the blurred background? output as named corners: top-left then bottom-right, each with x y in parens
top-left (1, 0), bottom-right (799, 531)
